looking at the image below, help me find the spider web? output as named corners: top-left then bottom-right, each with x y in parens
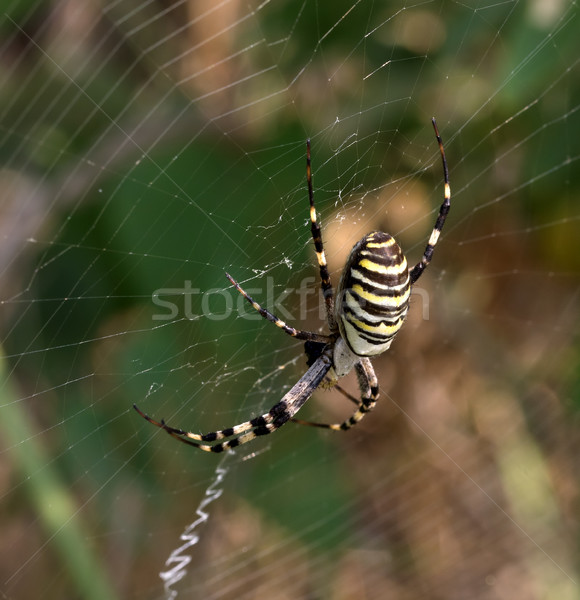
top-left (1, 1), bottom-right (579, 598)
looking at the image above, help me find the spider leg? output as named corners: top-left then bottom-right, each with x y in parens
top-left (134, 349), bottom-right (333, 453)
top-left (290, 382), bottom-right (359, 429)
top-left (409, 118), bottom-right (451, 284)
top-left (333, 383), bottom-right (361, 405)
top-left (226, 273), bottom-right (331, 344)
top-left (291, 358), bottom-right (379, 431)
top-left (134, 403), bottom-right (256, 443)
top-left (307, 139), bottom-right (337, 332)
top-left (133, 405), bottom-right (226, 451)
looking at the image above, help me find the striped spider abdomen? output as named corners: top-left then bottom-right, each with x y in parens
top-left (335, 231), bottom-right (411, 357)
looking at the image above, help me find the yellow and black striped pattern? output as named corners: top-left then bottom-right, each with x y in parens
top-left (133, 347), bottom-right (333, 453)
top-left (409, 118), bottom-right (450, 283)
top-left (335, 231), bottom-right (410, 357)
top-left (307, 139), bottom-right (336, 330)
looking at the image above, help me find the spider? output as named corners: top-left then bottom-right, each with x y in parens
top-left (134, 118), bottom-right (450, 453)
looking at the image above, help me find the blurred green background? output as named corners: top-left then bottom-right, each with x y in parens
top-left (0, 1), bottom-right (579, 598)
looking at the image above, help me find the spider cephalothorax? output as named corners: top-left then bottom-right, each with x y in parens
top-left (135, 119), bottom-right (450, 453)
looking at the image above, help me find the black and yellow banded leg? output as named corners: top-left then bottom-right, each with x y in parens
top-left (226, 273), bottom-right (330, 344)
top-left (334, 383), bottom-right (361, 405)
top-left (291, 359), bottom-right (379, 432)
top-left (307, 139), bottom-right (337, 332)
top-left (290, 383), bottom-right (359, 427)
top-left (134, 403), bottom-right (255, 442)
top-left (134, 403), bottom-right (274, 453)
top-left (134, 350), bottom-right (333, 453)
top-left (133, 404), bottom-right (233, 452)
top-left (409, 118), bottom-right (451, 284)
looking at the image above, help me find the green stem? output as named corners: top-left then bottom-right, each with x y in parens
top-left (0, 352), bottom-right (119, 600)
